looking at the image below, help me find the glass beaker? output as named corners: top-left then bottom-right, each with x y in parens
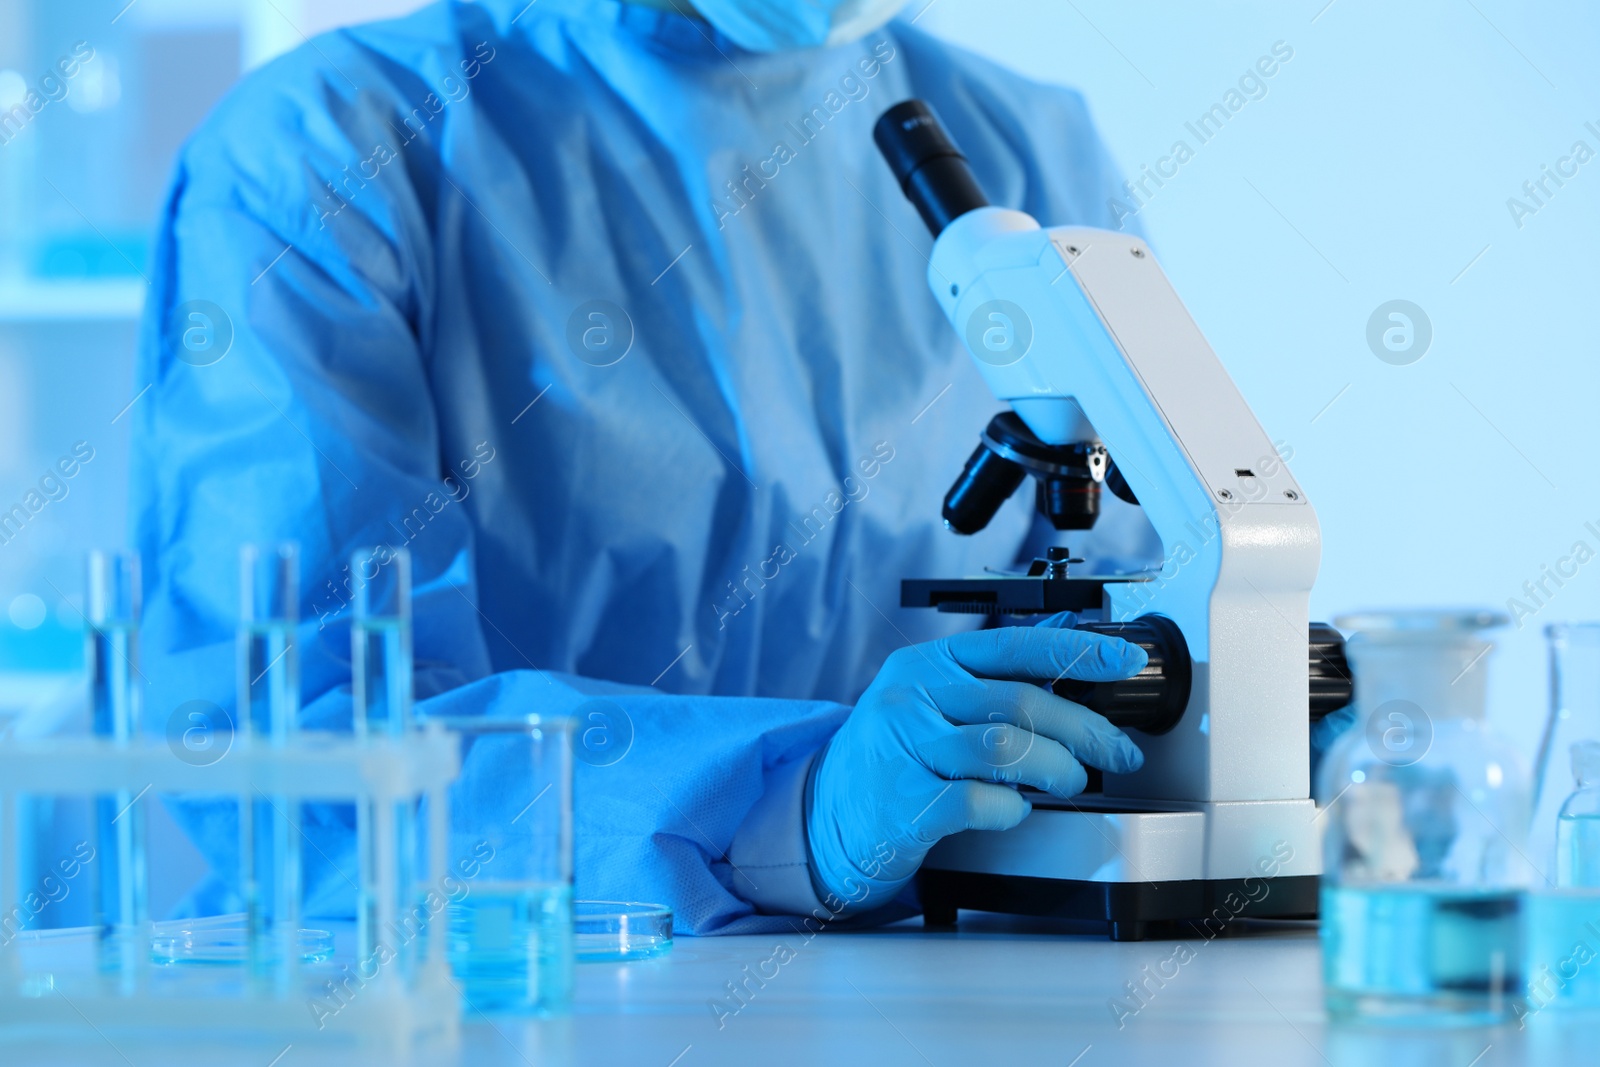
top-left (425, 713), bottom-right (575, 1015)
top-left (1317, 610), bottom-right (1531, 1024)
top-left (1532, 624), bottom-right (1600, 882)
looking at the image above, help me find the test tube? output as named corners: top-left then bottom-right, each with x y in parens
top-left (351, 547), bottom-right (417, 978)
top-left (238, 543), bottom-right (302, 981)
top-left (353, 546), bottom-right (413, 738)
top-left (87, 550), bottom-right (146, 982)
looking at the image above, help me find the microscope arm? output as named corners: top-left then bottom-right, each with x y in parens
top-left (876, 101), bottom-right (1321, 807)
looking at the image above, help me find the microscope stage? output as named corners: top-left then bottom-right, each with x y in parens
top-left (901, 574), bottom-right (1147, 616)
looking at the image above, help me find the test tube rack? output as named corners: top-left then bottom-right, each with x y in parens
top-left (0, 723), bottom-right (460, 1045)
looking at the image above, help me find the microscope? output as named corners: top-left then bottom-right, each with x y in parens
top-left (874, 101), bottom-right (1351, 941)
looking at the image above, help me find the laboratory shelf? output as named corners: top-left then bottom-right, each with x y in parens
top-left (0, 279), bottom-right (146, 323)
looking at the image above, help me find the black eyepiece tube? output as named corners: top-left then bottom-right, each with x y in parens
top-left (873, 100), bottom-right (991, 237)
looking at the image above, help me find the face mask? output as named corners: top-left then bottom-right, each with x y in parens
top-left (691, 0), bottom-right (906, 52)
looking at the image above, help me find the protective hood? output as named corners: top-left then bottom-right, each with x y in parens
top-left (692, 0), bottom-right (908, 51)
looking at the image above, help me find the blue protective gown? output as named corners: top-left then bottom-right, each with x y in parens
top-left (133, 0), bottom-right (1159, 934)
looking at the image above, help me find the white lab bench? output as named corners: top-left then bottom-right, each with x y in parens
top-left (4, 915), bottom-right (1592, 1066)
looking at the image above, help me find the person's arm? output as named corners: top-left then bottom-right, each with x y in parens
top-left (132, 48), bottom-right (845, 935)
top-left (133, 40), bottom-right (1155, 937)
top-left (136, 155), bottom-right (1146, 933)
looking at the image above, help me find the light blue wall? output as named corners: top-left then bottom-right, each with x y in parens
top-left (922, 0), bottom-right (1600, 755)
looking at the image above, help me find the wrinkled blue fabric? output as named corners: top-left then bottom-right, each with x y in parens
top-left (132, 0), bottom-right (1159, 934)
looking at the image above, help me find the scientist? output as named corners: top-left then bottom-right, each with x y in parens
top-left (135, 0), bottom-right (1165, 932)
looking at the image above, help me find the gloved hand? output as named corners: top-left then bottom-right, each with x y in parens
top-left (1311, 701), bottom-right (1360, 782)
top-left (805, 624), bottom-right (1149, 915)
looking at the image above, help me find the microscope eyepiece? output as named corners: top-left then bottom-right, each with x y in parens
top-left (873, 100), bottom-right (991, 237)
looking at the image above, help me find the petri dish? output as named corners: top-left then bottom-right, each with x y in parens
top-left (574, 901), bottom-right (673, 962)
top-left (149, 914), bottom-right (335, 966)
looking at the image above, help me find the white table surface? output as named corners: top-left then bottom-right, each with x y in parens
top-left (5, 915), bottom-right (1592, 1066)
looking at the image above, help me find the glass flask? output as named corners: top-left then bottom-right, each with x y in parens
top-left (1556, 741), bottom-right (1600, 888)
top-left (1522, 741), bottom-right (1600, 1019)
top-left (1317, 610), bottom-right (1531, 1024)
top-left (1532, 624), bottom-right (1600, 882)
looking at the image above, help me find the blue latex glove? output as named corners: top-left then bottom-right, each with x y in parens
top-left (1311, 702), bottom-right (1359, 784)
top-left (805, 625), bottom-right (1149, 914)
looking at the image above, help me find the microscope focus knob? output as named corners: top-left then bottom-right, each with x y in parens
top-left (1053, 618), bottom-right (1354, 734)
top-left (1053, 616), bottom-right (1191, 736)
top-left (1308, 622), bottom-right (1354, 720)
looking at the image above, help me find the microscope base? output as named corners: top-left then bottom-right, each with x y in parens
top-left (916, 869), bottom-right (1319, 941)
top-left (914, 799), bottom-right (1323, 940)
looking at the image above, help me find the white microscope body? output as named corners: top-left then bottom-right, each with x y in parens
top-left (876, 102), bottom-right (1327, 938)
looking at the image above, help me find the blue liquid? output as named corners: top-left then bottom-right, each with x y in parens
top-left (353, 800), bottom-right (422, 979)
top-left (1322, 884), bottom-right (1524, 1023)
top-left (90, 623), bottom-right (138, 741)
top-left (241, 624), bottom-right (296, 742)
top-left (1524, 890), bottom-right (1600, 1014)
top-left (89, 623), bottom-right (145, 977)
top-left (353, 617), bottom-right (417, 970)
top-left (1557, 811), bottom-right (1600, 888)
top-left (448, 883), bottom-right (573, 1014)
top-left (354, 618), bottom-right (411, 736)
